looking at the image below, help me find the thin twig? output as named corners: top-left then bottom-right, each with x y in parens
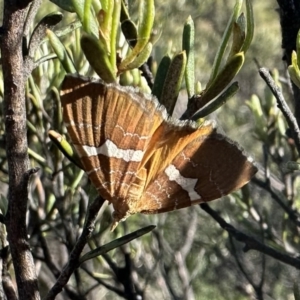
top-left (140, 59), bottom-right (154, 88)
top-left (229, 235), bottom-right (253, 284)
top-left (102, 252), bottom-right (142, 299)
top-left (23, 0), bottom-right (43, 36)
top-left (1, 246), bottom-right (17, 300)
top-left (252, 177), bottom-right (300, 227)
top-left (259, 67), bottom-right (300, 155)
top-left (81, 265), bottom-right (125, 296)
top-left (200, 203), bottom-right (300, 269)
top-left (24, 12), bottom-right (63, 79)
top-left (45, 196), bottom-right (104, 300)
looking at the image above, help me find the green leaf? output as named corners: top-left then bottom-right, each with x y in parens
top-left (81, 33), bottom-right (116, 83)
top-left (48, 130), bottom-right (83, 169)
top-left (119, 0), bottom-right (155, 70)
top-left (50, 0), bottom-right (75, 12)
top-left (182, 16), bottom-right (195, 98)
top-left (78, 225), bottom-right (156, 266)
top-left (291, 50), bottom-right (300, 79)
top-left (191, 81), bottom-right (239, 119)
top-left (97, 1), bottom-right (114, 54)
top-left (227, 15), bottom-right (245, 60)
top-left (160, 51), bottom-right (187, 114)
top-left (110, 0), bottom-right (122, 68)
top-left (71, 0), bottom-right (99, 37)
top-left (207, 0), bottom-right (243, 87)
top-left (124, 42), bottom-right (153, 71)
top-left (197, 52), bottom-right (244, 108)
top-left (152, 55), bottom-right (172, 101)
top-left (83, 0), bottom-right (93, 34)
top-left (46, 29), bottom-right (77, 74)
top-left (71, 0), bottom-right (85, 23)
top-left (241, 0), bottom-right (254, 53)
top-left (121, 19), bottom-right (138, 48)
top-left (246, 94), bottom-right (267, 140)
top-left (288, 64), bottom-right (300, 89)
top-left (137, 0), bottom-right (155, 47)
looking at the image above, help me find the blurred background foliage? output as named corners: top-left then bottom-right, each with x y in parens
top-left (1, 0), bottom-right (299, 299)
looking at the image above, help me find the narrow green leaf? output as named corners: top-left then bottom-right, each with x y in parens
top-left (28, 148), bottom-right (47, 164)
top-left (83, 0), bottom-right (93, 34)
top-left (227, 16), bottom-right (245, 60)
top-left (119, 0), bottom-right (154, 70)
top-left (110, 0), bottom-right (121, 68)
top-left (160, 51), bottom-right (187, 114)
top-left (70, 169), bottom-right (85, 190)
top-left (288, 65), bottom-right (300, 89)
top-left (195, 81), bottom-right (202, 94)
top-left (92, 0), bottom-right (101, 14)
top-left (78, 225), bottom-right (156, 266)
top-left (81, 34), bottom-right (116, 83)
top-left (101, 0), bottom-right (110, 11)
top-left (46, 29), bottom-right (77, 74)
top-left (191, 82), bottom-right (239, 119)
top-left (241, 0), bottom-right (254, 53)
top-left (121, 19), bottom-right (138, 48)
top-left (198, 52), bottom-right (244, 108)
top-left (71, 0), bottom-right (85, 22)
top-left (48, 130), bottom-right (83, 169)
top-left (207, 0), bottom-right (242, 87)
top-left (51, 86), bottom-right (63, 130)
top-left (99, 0), bottom-right (114, 37)
top-left (124, 42), bottom-right (153, 71)
top-left (137, 0), bottom-right (155, 46)
top-left (292, 51), bottom-right (299, 70)
top-left (246, 94), bottom-right (267, 140)
top-left (152, 55), bottom-right (171, 101)
top-left (72, 0), bottom-right (99, 37)
top-left (28, 12), bottom-right (63, 58)
top-left (28, 75), bottom-right (41, 110)
top-left (237, 12), bottom-right (246, 32)
top-left (182, 16), bottom-right (195, 98)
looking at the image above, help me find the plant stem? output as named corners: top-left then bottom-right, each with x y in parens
top-left (1, 1), bottom-right (40, 299)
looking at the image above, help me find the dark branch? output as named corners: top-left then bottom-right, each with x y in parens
top-left (200, 203), bottom-right (300, 269)
top-left (252, 177), bottom-right (300, 227)
top-left (259, 67), bottom-right (300, 155)
top-left (24, 12), bottom-right (63, 79)
top-left (1, 1), bottom-right (41, 298)
top-left (45, 196), bottom-right (104, 300)
top-left (1, 246), bottom-right (18, 300)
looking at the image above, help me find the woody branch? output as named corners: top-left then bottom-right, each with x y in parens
top-left (1, 0), bottom-right (40, 299)
top-left (200, 203), bottom-right (300, 269)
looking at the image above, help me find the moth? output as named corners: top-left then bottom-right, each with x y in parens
top-left (60, 74), bottom-right (257, 229)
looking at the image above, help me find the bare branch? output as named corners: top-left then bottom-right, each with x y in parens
top-left (24, 12), bottom-right (63, 78)
top-left (1, 2), bottom-right (41, 298)
top-left (252, 177), bottom-right (300, 227)
top-left (23, 0), bottom-right (43, 37)
top-left (200, 203), bottom-right (300, 269)
top-left (45, 196), bottom-right (104, 300)
top-left (259, 67), bottom-right (300, 155)
top-left (1, 246), bottom-right (18, 300)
